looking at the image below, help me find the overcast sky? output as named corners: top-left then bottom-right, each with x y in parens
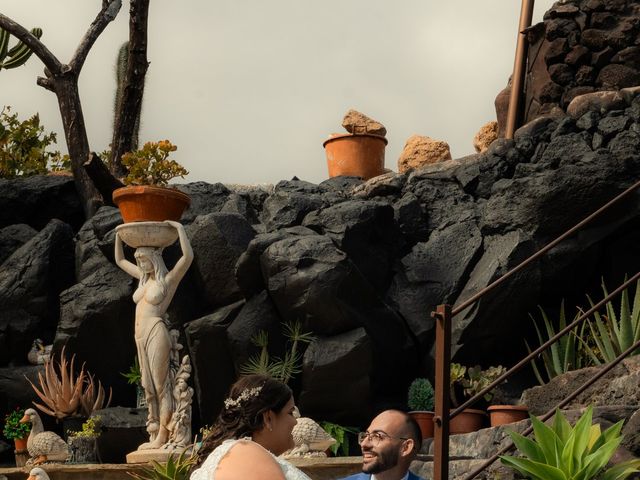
top-left (2, 1), bottom-right (556, 185)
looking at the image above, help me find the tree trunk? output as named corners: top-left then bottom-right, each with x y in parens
top-left (110, 0), bottom-right (150, 177)
top-left (55, 74), bottom-right (104, 217)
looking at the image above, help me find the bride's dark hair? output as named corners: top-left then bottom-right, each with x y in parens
top-left (193, 374), bottom-right (292, 469)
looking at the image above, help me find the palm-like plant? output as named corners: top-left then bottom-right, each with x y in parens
top-left (501, 406), bottom-right (640, 480)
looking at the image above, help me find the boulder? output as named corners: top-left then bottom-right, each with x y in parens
top-left (397, 135), bottom-right (452, 174)
top-left (176, 182), bottom-right (231, 223)
top-left (0, 224), bottom-right (36, 266)
top-left (74, 206), bottom-right (122, 282)
top-left (473, 121), bottom-right (498, 153)
top-left (302, 199), bottom-right (399, 292)
top-left (260, 181), bottom-right (328, 231)
top-left (0, 175), bottom-right (83, 231)
top-left (597, 64), bottom-right (640, 89)
top-left (54, 262), bottom-right (136, 407)
top-left (187, 212), bottom-right (256, 310)
top-left (298, 328), bottom-right (373, 425)
top-left (341, 109), bottom-right (387, 137)
top-left (185, 301), bottom-right (244, 426)
top-left (235, 226), bottom-right (317, 298)
top-left (0, 219), bottom-right (74, 366)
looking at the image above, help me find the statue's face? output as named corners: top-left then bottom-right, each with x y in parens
top-left (136, 254), bottom-right (153, 273)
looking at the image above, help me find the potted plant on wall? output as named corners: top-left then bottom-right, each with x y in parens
top-left (3, 407), bottom-right (31, 466)
top-left (112, 140), bottom-right (190, 223)
top-left (67, 416), bottom-right (101, 464)
top-left (407, 378), bottom-right (435, 439)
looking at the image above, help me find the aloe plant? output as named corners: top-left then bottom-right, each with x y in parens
top-left (582, 278), bottom-right (640, 364)
top-left (526, 301), bottom-right (592, 385)
top-left (501, 406), bottom-right (640, 480)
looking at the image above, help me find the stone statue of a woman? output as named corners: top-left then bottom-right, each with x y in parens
top-left (115, 220), bottom-right (193, 450)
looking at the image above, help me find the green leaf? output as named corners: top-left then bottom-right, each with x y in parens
top-left (508, 430), bottom-right (545, 463)
top-left (530, 415), bottom-right (562, 467)
top-left (500, 456), bottom-right (566, 480)
top-left (599, 459), bottom-right (640, 480)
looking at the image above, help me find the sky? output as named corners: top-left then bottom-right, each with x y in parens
top-left (1, 0), bottom-right (556, 185)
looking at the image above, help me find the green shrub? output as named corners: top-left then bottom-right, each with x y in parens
top-left (2, 407), bottom-right (31, 440)
top-left (0, 106), bottom-right (69, 178)
top-left (121, 140), bottom-right (188, 186)
top-left (319, 421), bottom-right (358, 456)
top-left (501, 405), bottom-right (640, 480)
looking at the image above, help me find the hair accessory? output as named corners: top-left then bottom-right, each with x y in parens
top-left (224, 385), bottom-right (263, 410)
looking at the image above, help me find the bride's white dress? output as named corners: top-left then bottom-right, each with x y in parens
top-left (190, 438), bottom-right (311, 480)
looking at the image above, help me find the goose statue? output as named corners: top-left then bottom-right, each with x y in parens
top-left (283, 407), bottom-right (336, 458)
top-left (27, 339), bottom-right (52, 365)
top-left (27, 467), bottom-right (51, 480)
top-left (20, 409), bottom-right (69, 465)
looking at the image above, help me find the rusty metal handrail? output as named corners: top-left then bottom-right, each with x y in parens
top-left (451, 270), bottom-right (640, 418)
top-left (461, 336), bottom-right (640, 480)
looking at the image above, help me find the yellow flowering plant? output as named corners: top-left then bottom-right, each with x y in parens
top-left (121, 140), bottom-right (188, 186)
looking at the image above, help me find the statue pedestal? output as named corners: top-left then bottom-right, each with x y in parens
top-left (126, 446), bottom-right (190, 464)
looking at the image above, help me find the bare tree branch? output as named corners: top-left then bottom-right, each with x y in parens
top-left (0, 13), bottom-right (63, 74)
top-left (69, 0), bottom-right (122, 72)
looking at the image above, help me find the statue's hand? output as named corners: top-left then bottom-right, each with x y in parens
top-left (165, 220), bottom-right (183, 229)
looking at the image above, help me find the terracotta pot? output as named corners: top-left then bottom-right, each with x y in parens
top-left (13, 437), bottom-right (27, 452)
top-left (323, 133), bottom-right (387, 180)
top-left (487, 405), bottom-right (529, 427)
top-left (409, 411), bottom-right (434, 439)
top-left (450, 408), bottom-right (486, 434)
top-left (112, 185), bottom-right (190, 223)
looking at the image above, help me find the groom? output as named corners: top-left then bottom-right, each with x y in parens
top-left (341, 410), bottom-right (426, 480)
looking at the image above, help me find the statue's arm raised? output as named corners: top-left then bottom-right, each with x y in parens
top-left (165, 221), bottom-right (194, 283)
top-left (114, 231), bottom-right (141, 279)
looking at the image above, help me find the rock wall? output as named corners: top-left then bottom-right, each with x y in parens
top-left (1, 90), bottom-right (640, 432)
top-left (497, 0), bottom-right (640, 135)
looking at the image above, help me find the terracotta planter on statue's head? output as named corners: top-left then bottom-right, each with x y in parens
top-left (113, 185), bottom-right (190, 223)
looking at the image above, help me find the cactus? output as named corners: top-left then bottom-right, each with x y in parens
top-left (0, 27), bottom-right (42, 71)
top-left (113, 41), bottom-right (141, 152)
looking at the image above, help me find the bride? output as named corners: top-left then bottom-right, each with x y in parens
top-left (191, 374), bottom-right (311, 480)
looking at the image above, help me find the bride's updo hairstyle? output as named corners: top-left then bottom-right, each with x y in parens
top-left (194, 374), bottom-right (292, 468)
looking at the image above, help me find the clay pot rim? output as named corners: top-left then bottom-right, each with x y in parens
top-left (487, 405), bottom-right (529, 412)
top-left (112, 185), bottom-right (191, 205)
top-left (457, 408), bottom-right (486, 415)
top-left (323, 132), bottom-right (388, 148)
top-left (408, 410), bottom-right (435, 415)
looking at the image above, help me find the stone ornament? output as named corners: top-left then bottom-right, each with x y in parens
top-left (27, 467), bottom-right (51, 480)
top-left (115, 220), bottom-right (194, 452)
top-left (283, 409), bottom-right (336, 458)
top-left (20, 409), bottom-right (69, 465)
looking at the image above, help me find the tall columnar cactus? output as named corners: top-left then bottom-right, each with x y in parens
top-left (113, 41), bottom-right (141, 152)
top-left (0, 27), bottom-right (42, 71)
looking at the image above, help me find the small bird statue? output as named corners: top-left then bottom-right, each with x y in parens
top-left (27, 467), bottom-right (51, 480)
top-left (20, 409), bottom-right (69, 465)
top-left (27, 339), bottom-right (52, 365)
top-left (283, 407), bottom-right (336, 458)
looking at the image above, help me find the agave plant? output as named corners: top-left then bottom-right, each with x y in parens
top-left (581, 278), bottom-right (640, 364)
top-left (129, 449), bottom-right (197, 480)
top-left (501, 405), bottom-right (640, 480)
top-left (526, 301), bottom-right (592, 384)
top-left (27, 347), bottom-right (112, 419)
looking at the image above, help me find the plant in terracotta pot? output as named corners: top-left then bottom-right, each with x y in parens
top-left (112, 140), bottom-right (191, 223)
top-left (449, 363), bottom-right (509, 434)
top-left (3, 407), bottom-right (31, 451)
top-left (407, 378), bottom-right (435, 439)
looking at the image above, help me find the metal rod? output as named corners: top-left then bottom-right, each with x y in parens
top-left (451, 270), bottom-right (640, 417)
top-left (452, 177), bottom-right (640, 318)
top-left (433, 304), bottom-right (452, 480)
top-left (461, 336), bottom-right (640, 480)
top-left (505, 0), bottom-right (535, 139)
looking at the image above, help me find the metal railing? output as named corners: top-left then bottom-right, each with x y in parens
top-left (430, 177), bottom-right (640, 480)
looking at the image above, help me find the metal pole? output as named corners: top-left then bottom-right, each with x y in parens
top-left (432, 304), bottom-right (451, 480)
top-left (505, 0), bottom-right (535, 139)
